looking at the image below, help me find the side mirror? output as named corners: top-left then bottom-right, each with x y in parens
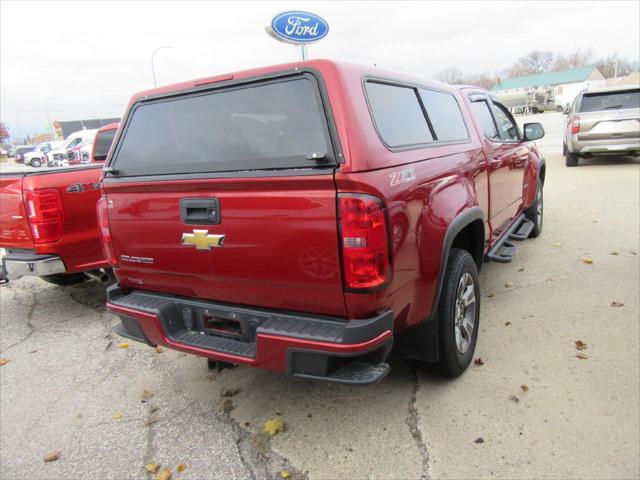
top-left (523, 122), bottom-right (545, 141)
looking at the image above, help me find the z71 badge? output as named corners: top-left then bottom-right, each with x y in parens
top-left (389, 167), bottom-right (416, 186)
top-left (67, 182), bottom-right (100, 193)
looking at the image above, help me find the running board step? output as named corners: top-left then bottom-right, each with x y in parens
top-left (509, 218), bottom-right (534, 241)
top-left (293, 362), bottom-right (390, 385)
top-left (487, 240), bottom-right (517, 263)
top-left (486, 213), bottom-right (531, 264)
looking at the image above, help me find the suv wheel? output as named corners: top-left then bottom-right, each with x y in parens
top-left (565, 151), bottom-right (579, 167)
top-left (31, 158), bottom-right (42, 168)
top-left (525, 181), bottom-right (543, 237)
top-left (434, 248), bottom-right (480, 378)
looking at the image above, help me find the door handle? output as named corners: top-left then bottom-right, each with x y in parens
top-left (180, 198), bottom-right (220, 225)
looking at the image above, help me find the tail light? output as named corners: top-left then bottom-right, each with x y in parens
top-left (571, 117), bottom-right (580, 134)
top-left (24, 189), bottom-right (64, 244)
top-left (339, 194), bottom-right (390, 290)
top-left (97, 195), bottom-right (116, 266)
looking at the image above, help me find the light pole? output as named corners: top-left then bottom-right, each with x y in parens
top-left (44, 97), bottom-right (55, 140)
top-left (15, 110), bottom-right (29, 144)
top-left (151, 45), bottom-right (174, 87)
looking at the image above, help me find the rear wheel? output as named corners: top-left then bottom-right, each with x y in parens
top-left (566, 151), bottom-right (579, 167)
top-left (31, 158), bottom-right (42, 168)
top-left (40, 273), bottom-right (87, 286)
top-left (431, 248), bottom-right (480, 378)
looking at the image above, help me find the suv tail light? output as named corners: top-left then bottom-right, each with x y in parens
top-left (339, 194), bottom-right (390, 290)
top-left (24, 189), bottom-right (64, 244)
top-left (571, 117), bottom-right (580, 134)
top-left (97, 195), bottom-right (116, 266)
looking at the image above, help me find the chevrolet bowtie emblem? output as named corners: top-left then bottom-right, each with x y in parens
top-left (181, 230), bottom-right (225, 251)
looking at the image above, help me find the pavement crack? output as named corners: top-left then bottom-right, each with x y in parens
top-left (406, 366), bottom-right (429, 480)
top-left (1, 288), bottom-right (38, 354)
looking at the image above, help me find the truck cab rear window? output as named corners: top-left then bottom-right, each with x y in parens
top-left (112, 77), bottom-right (333, 176)
top-left (579, 90), bottom-right (640, 112)
top-left (93, 129), bottom-right (116, 159)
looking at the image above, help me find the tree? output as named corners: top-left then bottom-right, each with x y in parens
top-left (0, 122), bottom-right (9, 143)
top-left (506, 50), bottom-right (554, 77)
top-left (551, 48), bottom-right (594, 71)
top-left (594, 53), bottom-right (639, 78)
top-left (433, 67), bottom-right (466, 85)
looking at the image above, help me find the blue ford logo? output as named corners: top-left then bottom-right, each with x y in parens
top-left (267, 11), bottom-right (329, 44)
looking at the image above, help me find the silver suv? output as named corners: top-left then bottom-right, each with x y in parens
top-left (564, 86), bottom-right (640, 166)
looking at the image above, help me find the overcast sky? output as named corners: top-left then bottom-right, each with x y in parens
top-left (1, 0), bottom-right (639, 141)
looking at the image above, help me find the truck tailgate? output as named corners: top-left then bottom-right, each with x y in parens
top-left (0, 175), bottom-right (32, 248)
top-left (105, 174), bottom-right (346, 316)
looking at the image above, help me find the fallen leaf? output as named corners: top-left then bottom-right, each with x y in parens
top-left (155, 346), bottom-right (163, 353)
top-left (118, 343), bottom-right (129, 349)
top-left (551, 242), bottom-right (561, 248)
top-left (244, 421), bottom-right (251, 427)
top-left (474, 357), bottom-right (485, 365)
top-left (113, 411), bottom-right (124, 421)
top-left (155, 468), bottom-right (172, 480)
top-left (487, 293), bottom-right (494, 298)
top-left (611, 301), bottom-right (624, 307)
top-left (0, 358), bottom-right (9, 366)
top-left (145, 415), bottom-right (160, 427)
top-left (217, 398), bottom-right (234, 414)
top-left (521, 384), bottom-right (529, 392)
top-left (177, 463), bottom-right (186, 472)
top-left (43, 450), bottom-right (61, 462)
top-left (474, 437), bottom-right (484, 444)
top-left (145, 463), bottom-right (161, 473)
top-left (149, 405), bottom-right (159, 414)
top-left (280, 470), bottom-right (291, 479)
top-left (142, 389), bottom-right (154, 401)
top-left (576, 353), bottom-right (588, 360)
top-left (575, 340), bottom-right (588, 351)
top-left (221, 387), bottom-right (240, 397)
top-left (263, 418), bottom-right (285, 437)
top-left (517, 267), bottom-right (525, 272)
top-left (509, 395), bottom-right (520, 403)
top-left (631, 251), bottom-right (638, 255)
top-left (581, 257), bottom-right (593, 265)
top-left (30, 349), bottom-right (38, 353)
top-left (504, 321), bottom-right (511, 326)
top-left (504, 281), bottom-right (514, 288)
top-left (610, 251), bottom-right (619, 256)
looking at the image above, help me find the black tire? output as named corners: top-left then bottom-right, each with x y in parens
top-left (562, 142), bottom-right (567, 156)
top-left (525, 181), bottom-right (543, 238)
top-left (433, 248), bottom-right (480, 378)
top-left (31, 158), bottom-right (42, 168)
top-left (40, 273), bottom-right (87, 286)
top-left (565, 151), bottom-right (579, 167)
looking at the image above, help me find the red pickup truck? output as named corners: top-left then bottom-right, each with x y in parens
top-left (103, 60), bottom-right (545, 385)
top-left (0, 124), bottom-right (119, 285)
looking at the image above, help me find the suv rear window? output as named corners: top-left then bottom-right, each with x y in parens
top-left (579, 89), bottom-right (640, 112)
top-left (112, 76), bottom-right (333, 176)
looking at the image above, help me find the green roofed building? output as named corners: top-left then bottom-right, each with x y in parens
top-left (491, 66), bottom-right (605, 112)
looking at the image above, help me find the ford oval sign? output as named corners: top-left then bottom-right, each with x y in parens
top-left (266, 11), bottom-right (329, 45)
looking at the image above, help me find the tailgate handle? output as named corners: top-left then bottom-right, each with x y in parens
top-left (180, 198), bottom-right (220, 225)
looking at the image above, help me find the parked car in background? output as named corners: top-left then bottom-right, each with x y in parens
top-left (46, 129), bottom-right (97, 167)
top-left (67, 139), bottom-right (94, 165)
top-left (23, 141), bottom-right (65, 167)
top-left (564, 86), bottom-right (640, 166)
top-left (0, 124), bottom-right (118, 285)
top-left (14, 145), bottom-right (36, 164)
top-left (103, 60), bottom-right (545, 385)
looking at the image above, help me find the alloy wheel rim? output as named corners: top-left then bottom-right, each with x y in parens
top-left (536, 188), bottom-right (543, 227)
top-left (454, 272), bottom-right (476, 354)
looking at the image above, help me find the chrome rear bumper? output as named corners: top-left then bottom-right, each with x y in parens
top-left (1, 251), bottom-right (66, 280)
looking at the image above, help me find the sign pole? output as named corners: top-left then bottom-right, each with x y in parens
top-left (298, 45), bottom-right (308, 60)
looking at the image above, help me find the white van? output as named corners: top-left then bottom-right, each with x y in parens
top-left (46, 129), bottom-right (97, 167)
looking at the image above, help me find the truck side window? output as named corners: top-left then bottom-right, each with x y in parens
top-left (470, 100), bottom-right (499, 141)
top-left (492, 102), bottom-right (520, 141)
top-left (365, 82), bottom-right (433, 147)
top-left (418, 89), bottom-right (469, 142)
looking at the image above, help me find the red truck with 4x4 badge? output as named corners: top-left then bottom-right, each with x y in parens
top-left (0, 123), bottom-right (119, 285)
top-left (102, 60), bottom-right (546, 385)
